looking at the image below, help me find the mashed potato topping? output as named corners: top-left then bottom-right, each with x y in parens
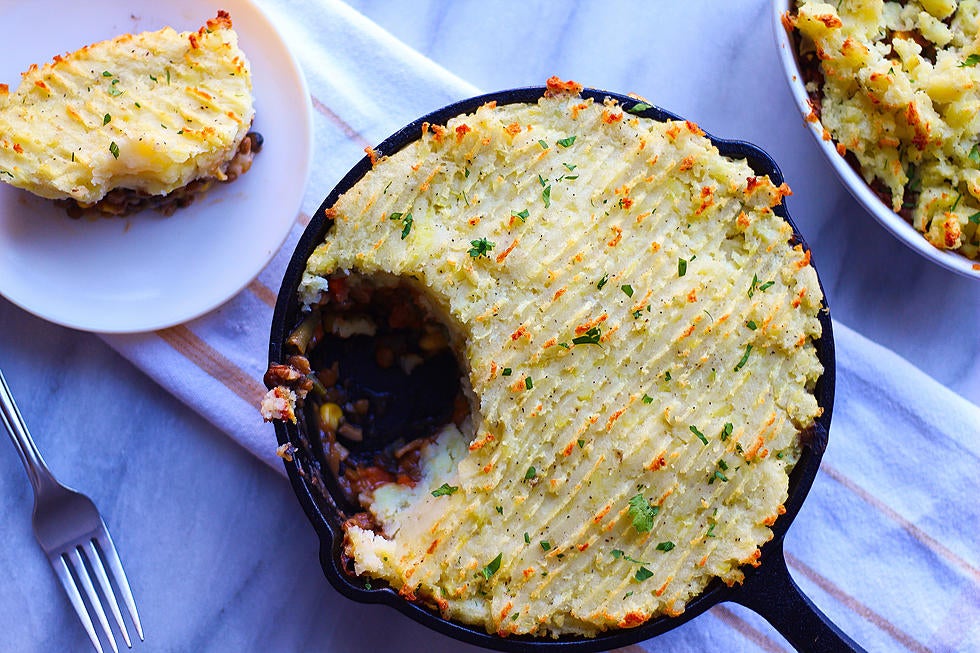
top-left (0, 12), bottom-right (253, 206)
top-left (791, 0), bottom-right (980, 257)
top-left (300, 81), bottom-right (824, 637)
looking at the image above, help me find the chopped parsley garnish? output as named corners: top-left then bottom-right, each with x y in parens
top-left (722, 423), bottom-right (733, 440)
top-left (597, 273), bottom-right (609, 290)
top-left (664, 371), bottom-right (671, 381)
top-left (689, 424), bottom-right (708, 445)
top-left (512, 209), bottom-right (529, 222)
top-left (540, 541), bottom-right (552, 551)
top-left (557, 135), bottom-right (577, 148)
top-left (748, 274), bottom-right (761, 297)
top-left (464, 167), bottom-right (470, 179)
top-left (734, 344), bottom-right (753, 371)
top-left (495, 506), bottom-right (504, 514)
top-left (612, 549), bottom-right (648, 564)
top-left (388, 212), bottom-right (413, 239)
top-left (746, 320), bottom-right (757, 330)
top-left (577, 438), bottom-right (586, 448)
top-left (538, 139), bottom-right (549, 149)
top-left (525, 376), bottom-right (533, 390)
top-left (431, 483), bottom-right (458, 497)
top-left (165, 69), bottom-right (171, 84)
top-left (108, 142), bottom-right (120, 159)
top-left (628, 102), bottom-right (653, 114)
top-left (469, 237), bottom-right (495, 258)
top-left (481, 553), bottom-right (502, 580)
top-left (107, 87), bottom-right (123, 97)
top-left (563, 162), bottom-right (577, 171)
top-left (710, 470), bottom-right (729, 484)
top-left (969, 211), bottom-right (980, 224)
top-left (621, 284), bottom-right (634, 298)
top-left (758, 281), bottom-right (774, 292)
top-left (542, 185), bottom-right (552, 208)
top-left (571, 326), bottom-right (601, 345)
top-left (502, 367), bottom-right (513, 376)
top-left (524, 532), bottom-right (531, 544)
top-left (642, 394), bottom-right (654, 404)
top-left (706, 523), bottom-right (717, 538)
top-left (627, 494), bottom-right (658, 533)
top-left (102, 71), bottom-right (113, 77)
top-left (678, 258), bottom-right (688, 277)
top-left (538, 174), bottom-right (547, 187)
top-left (656, 541), bottom-right (675, 552)
top-left (718, 459), bottom-right (729, 471)
top-left (134, 102), bottom-right (141, 109)
top-left (970, 144), bottom-right (980, 164)
top-left (103, 114), bottom-right (111, 125)
top-left (959, 54), bottom-right (980, 67)
top-left (524, 466), bottom-right (537, 480)
top-left (634, 567), bottom-right (654, 582)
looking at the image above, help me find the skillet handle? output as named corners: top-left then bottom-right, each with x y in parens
top-left (731, 540), bottom-right (866, 653)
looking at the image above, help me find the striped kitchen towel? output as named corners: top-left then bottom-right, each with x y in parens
top-left (103, 1), bottom-right (980, 651)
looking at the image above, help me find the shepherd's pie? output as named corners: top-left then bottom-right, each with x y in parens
top-left (274, 80), bottom-right (824, 638)
top-left (789, 0), bottom-right (980, 258)
top-left (0, 11), bottom-right (257, 216)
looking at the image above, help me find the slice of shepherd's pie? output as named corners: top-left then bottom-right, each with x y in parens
top-left (0, 11), bottom-right (260, 217)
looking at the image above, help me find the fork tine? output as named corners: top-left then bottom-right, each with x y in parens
top-left (71, 546), bottom-right (119, 653)
top-left (54, 553), bottom-right (104, 653)
top-left (84, 539), bottom-right (131, 648)
top-left (94, 530), bottom-right (144, 642)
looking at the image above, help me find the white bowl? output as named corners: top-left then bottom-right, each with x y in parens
top-left (770, 0), bottom-right (980, 279)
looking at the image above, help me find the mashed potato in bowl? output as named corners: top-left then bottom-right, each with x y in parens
top-left (789, 0), bottom-right (980, 259)
top-left (268, 80), bottom-right (826, 639)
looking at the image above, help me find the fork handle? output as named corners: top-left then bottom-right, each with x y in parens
top-left (0, 368), bottom-right (58, 495)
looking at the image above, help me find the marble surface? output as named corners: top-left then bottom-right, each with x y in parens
top-left (0, 1), bottom-right (977, 653)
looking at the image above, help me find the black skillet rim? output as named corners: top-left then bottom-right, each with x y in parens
top-left (268, 85), bottom-right (836, 652)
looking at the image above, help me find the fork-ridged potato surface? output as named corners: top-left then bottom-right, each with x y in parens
top-left (0, 12), bottom-right (253, 205)
top-left (301, 81), bottom-right (824, 638)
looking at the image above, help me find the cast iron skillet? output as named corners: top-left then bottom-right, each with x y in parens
top-left (268, 86), bottom-right (865, 652)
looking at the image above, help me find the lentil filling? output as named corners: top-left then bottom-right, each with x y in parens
top-left (281, 271), bottom-right (467, 510)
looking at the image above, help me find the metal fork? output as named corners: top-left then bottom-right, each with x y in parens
top-left (0, 369), bottom-right (143, 652)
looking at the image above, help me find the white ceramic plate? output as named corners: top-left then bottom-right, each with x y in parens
top-left (771, 0), bottom-right (980, 279)
top-left (0, 0), bottom-right (314, 332)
